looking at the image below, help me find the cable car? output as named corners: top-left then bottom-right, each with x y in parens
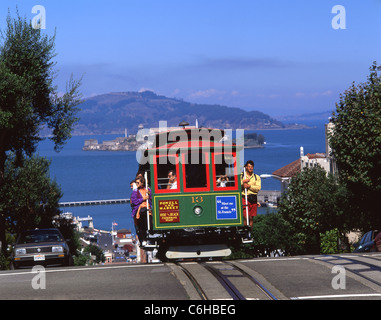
top-left (136, 122), bottom-right (252, 260)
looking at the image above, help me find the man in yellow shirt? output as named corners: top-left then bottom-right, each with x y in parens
top-left (241, 160), bottom-right (261, 227)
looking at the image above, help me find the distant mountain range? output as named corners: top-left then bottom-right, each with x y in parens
top-left (73, 91), bottom-right (309, 135)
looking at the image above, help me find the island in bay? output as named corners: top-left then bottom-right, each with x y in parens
top-left (83, 127), bottom-right (266, 151)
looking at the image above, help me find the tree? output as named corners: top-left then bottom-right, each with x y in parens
top-left (0, 154), bottom-right (76, 269)
top-left (0, 12), bottom-right (82, 254)
top-left (83, 245), bottom-right (105, 264)
top-left (0, 154), bottom-right (62, 235)
top-left (257, 134), bottom-right (265, 145)
top-left (329, 62), bottom-right (381, 230)
top-left (278, 166), bottom-right (348, 254)
top-left (251, 212), bottom-right (297, 256)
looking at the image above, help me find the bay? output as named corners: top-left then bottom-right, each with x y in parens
top-left (37, 120), bottom-right (328, 233)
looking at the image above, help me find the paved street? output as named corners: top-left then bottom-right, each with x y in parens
top-left (237, 254), bottom-right (381, 300)
top-left (1, 253), bottom-right (381, 300)
top-left (0, 264), bottom-right (187, 300)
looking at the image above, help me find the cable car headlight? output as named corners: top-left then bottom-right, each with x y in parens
top-left (193, 206), bottom-right (203, 216)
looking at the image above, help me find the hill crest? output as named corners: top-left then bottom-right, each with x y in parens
top-left (74, 91), bottom-right (287, 135)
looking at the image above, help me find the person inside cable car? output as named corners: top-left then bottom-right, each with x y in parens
top-left (216, 175), bottom-right (229, 187)
top-left (166, 169), bottom-right (177, 189)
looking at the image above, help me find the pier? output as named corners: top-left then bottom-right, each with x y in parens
top-left (59, 198), bottom-right (130, 207)
top-left (76, 215), bottom-right (94, 229)
top-left (58, 190), bottom-right (280, 208)
top-left (257, 190), bottom-right (281, 206)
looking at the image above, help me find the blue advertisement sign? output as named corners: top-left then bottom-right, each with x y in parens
top-left (216, 196), bottom-right (237, 220)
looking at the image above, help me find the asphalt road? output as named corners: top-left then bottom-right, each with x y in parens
top-left (0, 263), bottom-right (187, 300)
top-left (237, 254), bottom-right (381, 300)
top-left (1, 253), bottom-right (381, 300)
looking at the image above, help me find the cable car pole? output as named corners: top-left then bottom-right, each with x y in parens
top-left (243, 167), bottom-right (249, 227)
top-left (145, 171), bottom-right (150, 231)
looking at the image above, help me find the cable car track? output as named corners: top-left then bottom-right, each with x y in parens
top-left (175, 262), bottom-right (208, 300)
top-left (224, 261), bottom-right (278, 300)
top-left (200, 262), bottom-right (246, 300)
top-left (175, 261), bottom-right (277, 300)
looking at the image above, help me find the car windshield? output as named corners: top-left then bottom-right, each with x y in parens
top-left (360, 231), bottom-right (373, 244)
top-left (17, 230), bottom-right (64, 244)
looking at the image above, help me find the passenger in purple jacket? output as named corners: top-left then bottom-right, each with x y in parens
top-left (131, 175), bottom-right (152, 246)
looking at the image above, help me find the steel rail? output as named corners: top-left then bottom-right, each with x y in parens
top-left (175, 262), bottom-right (208, 300)
top-left (225, 261), bottom-right (277, 300)
top-left (201, 262), bottom-right (246, 300)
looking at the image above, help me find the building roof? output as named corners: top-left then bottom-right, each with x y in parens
top-left (272, 159), bottom-right (300, 178)
top-left (272, 153), bottom-right (327, 179)
top-left (305, 153), bottom-right (326, 159)
top-left (117, 228), bottom-right (132, 234)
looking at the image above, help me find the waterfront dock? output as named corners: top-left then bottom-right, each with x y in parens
top-left (58, 190), bottom-right (280, 208)
top-left (59, 198), bottom-right (130, 207)
top-left (257, 190), bottom-right (281, 206)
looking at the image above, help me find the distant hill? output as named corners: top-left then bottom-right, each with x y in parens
top-left (73, 91), bottom-right (287, 135)
top-left (275, 110), bottom-right (334, 122)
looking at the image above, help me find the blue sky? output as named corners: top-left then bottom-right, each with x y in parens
top-left (1, 0), bottom-right (380, 116)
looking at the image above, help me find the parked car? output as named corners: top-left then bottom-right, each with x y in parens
top-left (353, 230), bottom-right (379, 253)
top-left (11, 228), bottom-right (72, 269)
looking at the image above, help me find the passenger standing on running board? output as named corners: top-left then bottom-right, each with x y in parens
top-left (241, 160), bottom-right (261, 228)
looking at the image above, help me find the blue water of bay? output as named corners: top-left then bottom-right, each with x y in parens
top-left (37, 120), bottom-right (327, 233)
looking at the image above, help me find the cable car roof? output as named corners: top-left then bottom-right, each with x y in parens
top-left (147, 127), bottom-right (243, 152)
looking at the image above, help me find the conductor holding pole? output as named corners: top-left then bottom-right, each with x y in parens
top-left (241, 160), bottom-right (261, 228)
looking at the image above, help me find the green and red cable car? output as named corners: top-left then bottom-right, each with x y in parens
top-left (137, 122), bottom-right (251, 260)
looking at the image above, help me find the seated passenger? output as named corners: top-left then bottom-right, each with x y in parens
top-left (167, 170), bottom-right (177, 190)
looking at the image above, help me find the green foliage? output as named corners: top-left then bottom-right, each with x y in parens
top-left (83, 244), bottom-right (105, 264)
top-left (320, 228), bottom-right (344, 254)
top-left (252, 212), bottom-right (292, 255)
top-left (229, 211), bottom-right (299, 258)
top-left (73, 253), bottom-right (90, 266)
top-left (244, 133), bottom-right (266, 146)
top-left (0, 12), bottom-right (82, 155)
top-left (329, 62), bottom-right (381, 230)
top-left (0, 253), bottom-right (10, 270)
top-left (279, 166), bottom-right (348, 254)
top-left (0, 154), bottom-right (62, 234)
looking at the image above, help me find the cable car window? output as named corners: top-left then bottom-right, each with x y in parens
top-left (154, 155), bottom-right (179, 193)
top-left (213, 152), bottom-right (237, 190)
top-left (182, 152), bottom-right (210, 191)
